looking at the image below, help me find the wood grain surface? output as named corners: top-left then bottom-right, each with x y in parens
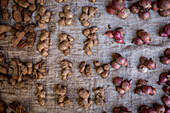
top-left (0, 0), bottom-right (169, 113)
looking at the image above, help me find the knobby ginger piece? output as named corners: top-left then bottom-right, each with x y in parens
top-left (55, 84), bottom-right (70, 106)
top-left (36, 83), bottom-right (46, 106)
top-left (79, 6), bottom-right (98, 27)
top-left (83, 26), bottom-right (98, 55)
top-left (59, 5), bottom-right (73, 26)
top-left (38, 30), bottom-right (49, 57)
top-left (60, 60), bottom-right (72, 80)
top-left (93, 61), bottom-right (110, 79)
top-left (77, 88), bottom-right (92, 110)
top-left (36, 6), bottom-right (51, 27)
top-left (93, 87), bottom-right (106, 106)
top-left (59, 33), bottom-right (73, 56)
top-left (79, 61), bottom-right (92, 78)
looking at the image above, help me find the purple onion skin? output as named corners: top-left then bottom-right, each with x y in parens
top-left (158, 72), bottom-right (168, 85)
top-left (165, 106), bottom-right (170, 113)
top-left (113, 77), bottom-right (123, 86)
top-left (162, 96), bottom-right (170, 106)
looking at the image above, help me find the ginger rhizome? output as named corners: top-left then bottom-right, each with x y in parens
top-left (37, 30), bottom-right (49, 57)
top-left (79, 6), bottom-right (98, 27)
top-left (59, 5), bottom-right (73, 26)
top-left (0, 0), bottom-right (9, 20)
top-left (0, 25), bottom-right (12, 40)
top-left (94, 61), bottom-right (110, 79)
top-left (33, 59), bottom-right (47, 79)
top-left (79, 61), bottom-right (92, 78)
top-left (9, 58), bottom-right (47, 88)
top-left (9, 101), bottom-right (28, 113)
top-left (55, 84), bottom-right (70, 106)
top-left (77, 88), bottom-right (92, 110)
top-left (35, 83), bottom-right (46, 106)
top-left (59, 33), bottom-right (74, 56)
top-left (83, 26), bottom-right (98, 55)
top-left (56, 0), bottom-right (68, 3)
top-left (36, 6), bottom-right (51, 27)
top-left (11, 23), bottom-right (36, 49)
top-left (60, 60), bottom-right (72, 80)
top-left (93, 87), bottom-right (106, 106)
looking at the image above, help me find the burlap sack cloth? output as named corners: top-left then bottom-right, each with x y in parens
top-left (0, 0), bottom-right (169, 113)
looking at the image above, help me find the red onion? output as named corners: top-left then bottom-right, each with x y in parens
top-left (158, 72), bottom-right (168, 85)
top-left (139, 11), bottom-right (150, 21)
top-left (144, 40), bottom-right (150, 44)
top-left (138, 65), bottom-right (148, 73)
top-left (159, 9), bottom-right (170, 17)
top-left (107, 5), bottom-right (116, 15)
top-left (162, 96), bottom-right (170, 106)
top-left (144, 58), bottom-right (156, 70)
top-left (160, 30), bottom-right (168, 37)
top-left (116, 27), bottom-right (125, 35)
top-left (130, 3), bottom-right (139, 14)
top-left (138, 29), bottom-right (145, 37)
top-left (142, 85), bottom-right (152, 94)
top-left (117, 8), bottom-right (130, 19)
top-left (122, 60), bottom-right (128, 67)
top-left (149, 87), bottom-right (156, 95)
top-left (128, 80), bottom-right (132, 87)
top-left (113, 30), bottom-right (122, 38)
top-left (116, 56), bottom-right (126, 65)
top-left (135, 87), bottom-right (143, 95)
top-left (115, 38), bottom-right (125, 44)
top-left (154, 104), bottom-right (165, 113)
top-left (137, 79), bottom-right (148, 86)
top-left (113, 53), bottom-right (121, 60)
top-left (116, 87), bottom-right (125, 94)
top-left (121, 106), bottom-right (130, 112)
top-left (111, 0), bottom-right (125, 11)
top-left (165, 106), bottom-right (170, 113)
top-left (138, 0), bottom-right (152, 12)
top-left (158, 0), bottom-right (170, 10)
top-left (165, 48), bottom-right (170, 56)
top-left (160, 56), bottom-right (170, 65)
top-left (121, 81), bottom-right (130, 91)
top-left (111, 61), bottom-right (121, 69)
top-left (165, 25), bottom-right (170, 36)
top-left (140, 32), bottom-right (150, 41)
top-left (140, 57), bottom-right (148, 64)
top-left (133, 37), bottom-right (143, 45)
top-left (152, 1), bottom-right (159, 11)
top-left (163, 86), bottom-right (170, 95)
top-left (113, 77), bottom-right (123, 86)
top-left (105, 31), bottom-right (113, 38)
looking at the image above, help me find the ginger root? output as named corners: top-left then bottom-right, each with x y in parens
top-left (0, 0), bottom-right (8, 9)
top-left (37, 0), bottom-right (44, 5)
top-left (79, 61), bottom-right (92, 78)
top-left (59, 33), bottom-right (74, 56)
top-left (93, 87), bottom-right (106, 106)
top-left (55, 84), bottom-right (70, 106)
top-left (79, 6), bottom-right (98, 27)
top-left (58, 5), bottom-right (73, 26)
top-left (78, 88), bottom-right (92, 110)
top-left (94, 61), bottom-right (110, 79)
top-left (83, 26), bottom-right (98, 55)
top-left (60, 60), bottom-right (72, 80)
top-left (37, 30), bottom-right (49, 57)
top-left (0, 25), bottom-right (12, 40)
top-left (36, 6), bottom-right (51, 27)
top-left (36, 83), bottom-right (46, 106)
top-left (33, 59), bottom-right (47, 79)
top-left (56, 0), bottom-right (68, 3)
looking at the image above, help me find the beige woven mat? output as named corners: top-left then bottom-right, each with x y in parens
top-left (0, 0), bottom-right (169, 113)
